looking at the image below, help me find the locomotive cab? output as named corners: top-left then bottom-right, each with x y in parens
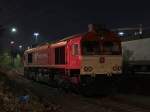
top-left (80, 25), bottom-right (122, 77)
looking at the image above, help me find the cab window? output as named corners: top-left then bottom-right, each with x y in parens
top-left (72, 44), bottom-right (79, 55)
top-left (28, 53), bottom-right (33, 63)
top-left (82, 41), bottom-right (100, 55)
top-left (103, 41), bottom-right (120, 54)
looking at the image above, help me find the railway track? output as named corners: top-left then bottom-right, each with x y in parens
top-left (2, 69), bottom-right (150, 112)
top-left (20, 73), bottom-right (150, 112)
top-left (83, 96), bottom-right (150, 112)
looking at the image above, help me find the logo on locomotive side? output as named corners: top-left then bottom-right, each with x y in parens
top-left (99, 57), bottom-right (105, 63)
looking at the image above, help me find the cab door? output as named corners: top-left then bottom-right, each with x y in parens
top-left (67, 39), bottom-right (81, 69)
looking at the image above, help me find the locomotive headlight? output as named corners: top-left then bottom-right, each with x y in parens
top-left (118, 66), bottom-right (121, 71)
top-left (83, 66), bottom-right (93, 72)
top-left (112, 65), bottom-right (121, 71)
top-left (112, 66), bottom-right (118, 71)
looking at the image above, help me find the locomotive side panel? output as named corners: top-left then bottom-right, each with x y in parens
top-left (24, 48), bottom-right (37, 67)
top-left (50, 41), bottom-right (67, 68)
top-left (36, 45), bottom-right (50, 67)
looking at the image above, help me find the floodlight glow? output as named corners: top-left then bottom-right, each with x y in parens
top-left (118, 32), bottom-right (124, 36)
top-left (139, 31), bottom-right (142, 35)
top-left (11, 28), bottom-right (17, 32)
top-left (19, 45), bottom-right (23, 49)
top-left (10, 41), bottom-right (15, 44)
top-left (33, 32), bottom-right (39, 37)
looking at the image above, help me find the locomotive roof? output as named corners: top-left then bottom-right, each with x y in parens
top-left (25, 30), bottom-right (120, 53)
top-left (25, 43), bottom-right (49, 53)
top-left (54, 33), bottom-right (84, 43)
top-left (57, 31), bottom-right (120, 42)
top-left (25, 33), bottom-right (83, 53)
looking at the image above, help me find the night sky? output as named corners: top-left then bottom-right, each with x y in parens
top-left (0, 0), bottom-right (150, 51)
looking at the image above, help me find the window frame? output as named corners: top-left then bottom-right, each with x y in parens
top-left (28, 53), bottom-right (33, 64)
top-left (102, 41), bottom-right (121, 55)
top-left (72, 44), bottom-right (79, 56)
top-left (55, 46), bottom-right (65, 64)
top-left (81, 41), bottom-right (101, 55)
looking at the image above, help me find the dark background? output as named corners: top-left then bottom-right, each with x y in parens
top-left (0, 0), bottom-right (150, 51)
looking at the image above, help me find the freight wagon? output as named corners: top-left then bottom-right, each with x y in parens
top-left (122, 37), bottom-right (150, 75)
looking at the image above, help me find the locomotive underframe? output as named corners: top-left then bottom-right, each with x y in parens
top-left (24, 66), bottom-right (121, 95)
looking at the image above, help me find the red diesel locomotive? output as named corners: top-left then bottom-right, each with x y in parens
top-left (24, 24), bottom-right (122, 95)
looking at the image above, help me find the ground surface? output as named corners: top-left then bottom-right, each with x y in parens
top-left (0, 67), bottom-right (150, 112)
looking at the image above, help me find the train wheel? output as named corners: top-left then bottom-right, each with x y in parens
top-left (35, 73), bottom-right (40, 82)
top-left (60, 81), bottom-right (71, 93)
top-left (80, 84), bottom-right (95, 96)
top-left (71, 84), bottom-right (80, 94)
top-left (25, 69), bottom-right (34, 80)
top-left (107, 85), bottom-right (118, 96)
top-left (24, 68), bottom-right (29, 78)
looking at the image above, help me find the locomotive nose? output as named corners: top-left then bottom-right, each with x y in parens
top-left (80, 55), bottom-right (122, 76)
